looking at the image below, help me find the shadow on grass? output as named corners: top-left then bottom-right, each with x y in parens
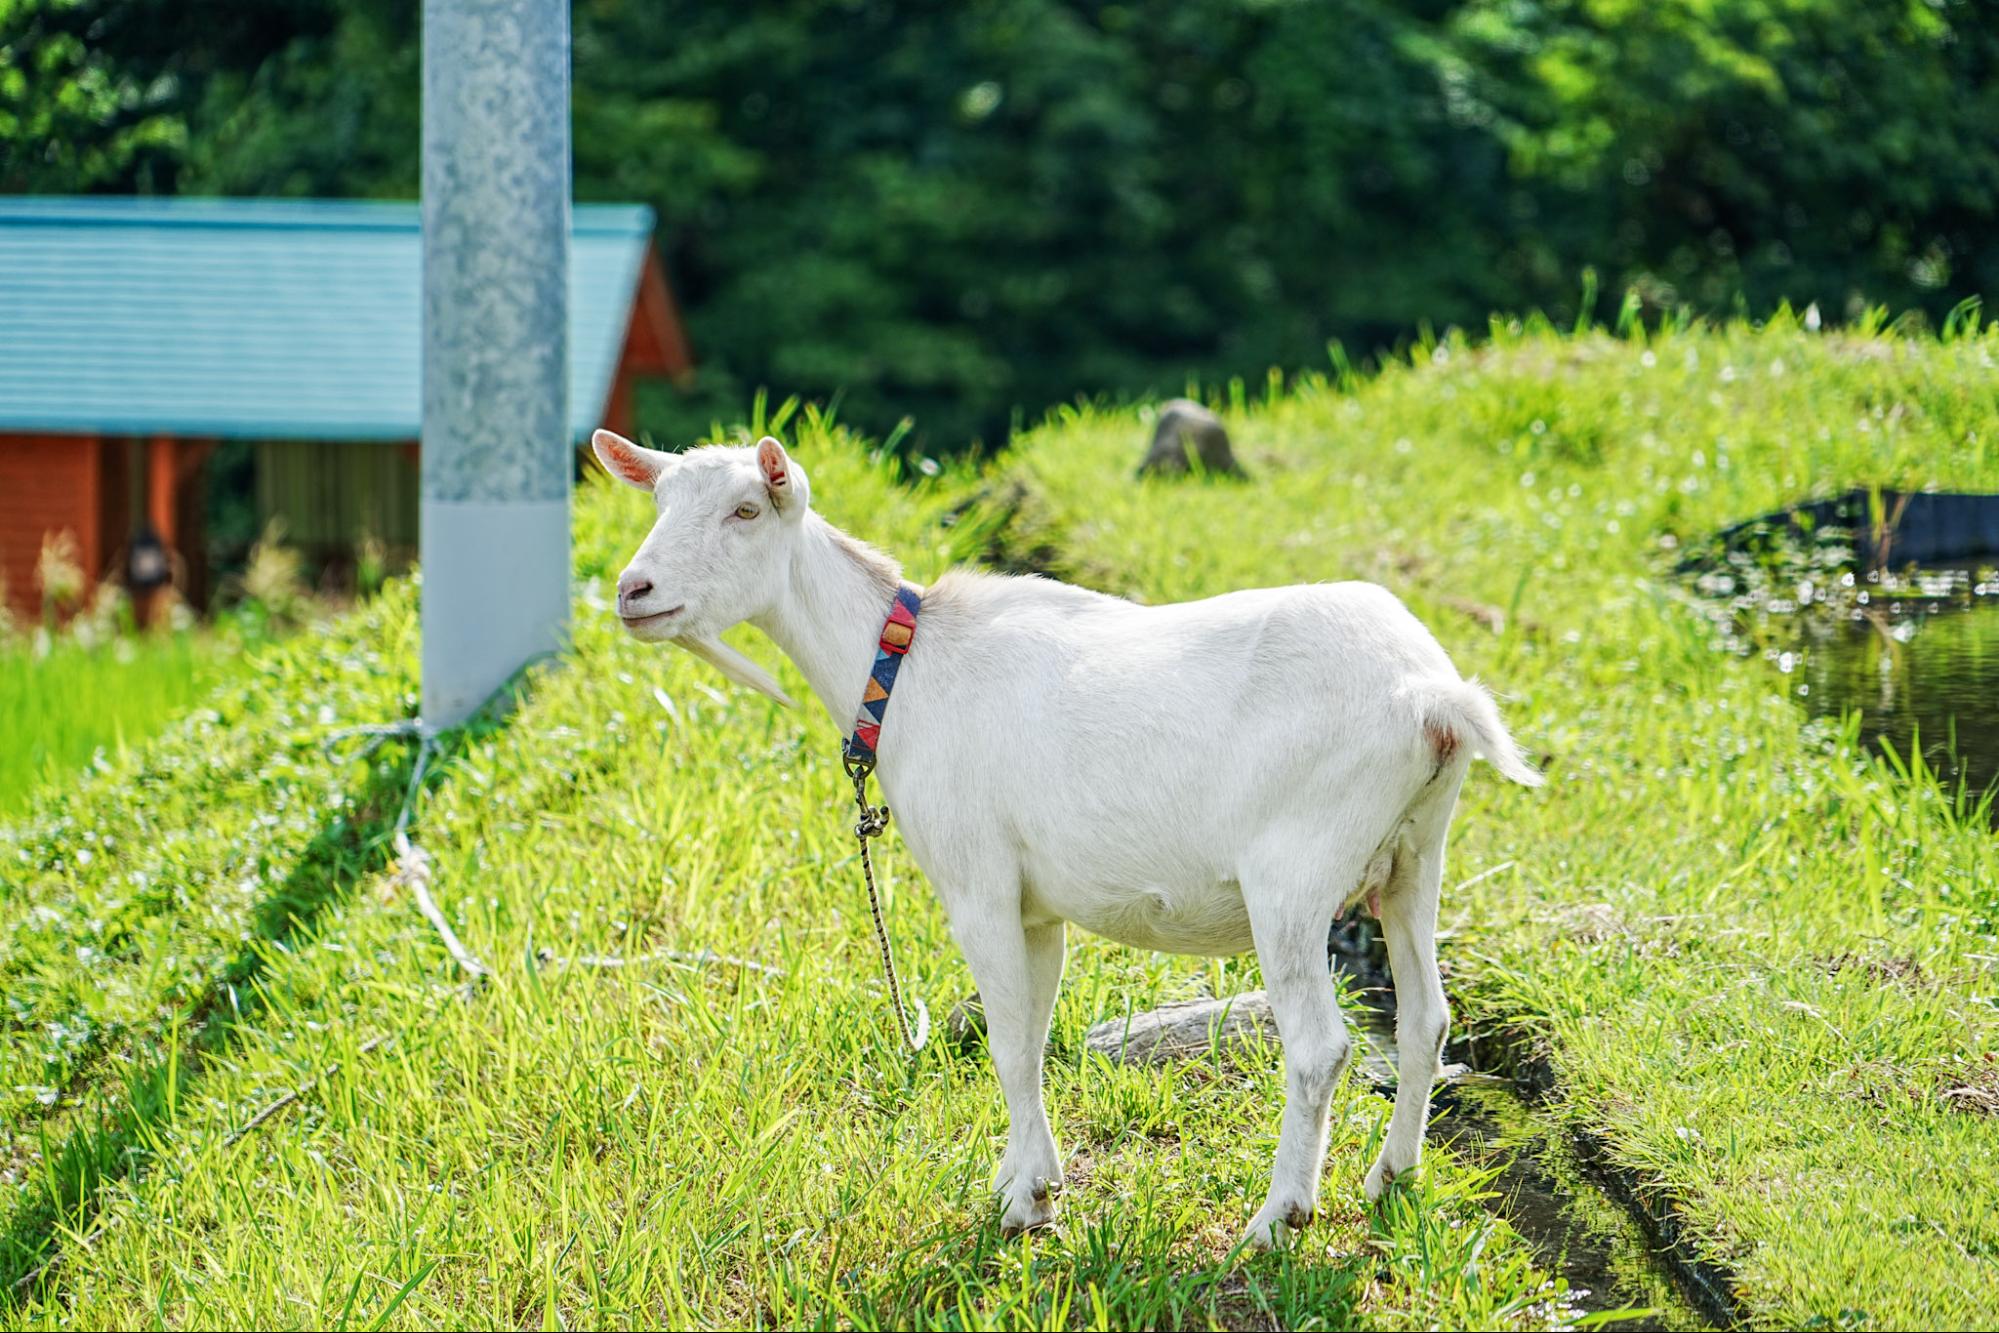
top-left (0, 717), bottom-right (498, 1306)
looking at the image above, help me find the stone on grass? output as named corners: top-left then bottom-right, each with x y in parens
top-left (1139, 399), bottom-right (1243, 477)
top-left (962, 987), bottom-right (1406, 1091)
top-left (1085, 992), bottom-right (1278, 1064)
top-left (1086, 990), bottom-right (1402, 1088)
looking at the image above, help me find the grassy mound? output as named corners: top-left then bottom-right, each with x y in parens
top-left (0, 412), bottom-right (1563, 1328)
top-left (9, 318), bottom-right (1993, 1327)
top-left (984, 315), bottom-right (1999, 1327)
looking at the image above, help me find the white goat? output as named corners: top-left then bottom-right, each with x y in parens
top-left (594, 429), bottom-right (1540, 1246)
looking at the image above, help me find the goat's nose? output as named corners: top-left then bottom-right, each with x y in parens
top-left (617, 571), bottom-right (653, 610)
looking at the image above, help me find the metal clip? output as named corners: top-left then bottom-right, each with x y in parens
top-left (848, 758), bottom-right (891, 839)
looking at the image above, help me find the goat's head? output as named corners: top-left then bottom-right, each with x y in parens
top-left (592, 429), bottom-right (807, 705)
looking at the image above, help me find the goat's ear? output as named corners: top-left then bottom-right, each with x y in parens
top-left (756, 436), bottom-right (807, 511)
top-left (592, 429), bottom-right (672, 491)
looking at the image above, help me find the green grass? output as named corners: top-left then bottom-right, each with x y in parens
top-left (0, 632), bottom-right (238, 815)
top-left (0, 411), bottom-right (1571, 1329)
top-left (977, 314), bottom-right (1999, 1328)
top-left (6, 318), bottom-right (1994, 1328)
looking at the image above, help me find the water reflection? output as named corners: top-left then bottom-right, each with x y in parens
top-left (1786, 599), bottom-right (1999, 807)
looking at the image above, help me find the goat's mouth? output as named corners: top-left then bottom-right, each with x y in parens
top-left (619, 605), bottom-right (685, 637)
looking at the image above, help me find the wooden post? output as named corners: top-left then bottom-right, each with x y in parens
top-left (147, 437), bottom-right (175, 545)
top-left (145, 435), bottom-right (177, 624)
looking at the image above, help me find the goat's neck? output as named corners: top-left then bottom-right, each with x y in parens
top-left (752, 515), bottom-right (904, 736)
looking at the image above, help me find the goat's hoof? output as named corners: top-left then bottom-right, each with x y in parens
top-left (999, 1189), bottom-right (1058, 1238)
top-left (1243, 1200), bottom-right (1314, 1250)
top-left (1364, 1149), bottom-right (1416, 1202)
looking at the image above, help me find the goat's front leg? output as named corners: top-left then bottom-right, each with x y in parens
top-left (1243, 864), bottom-right (1355, 1248)
top-left (948, 901), bottom-right (1066, 1235)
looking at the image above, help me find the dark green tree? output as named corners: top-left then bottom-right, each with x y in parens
top-left (6, 0), bottom-right (1995, 447)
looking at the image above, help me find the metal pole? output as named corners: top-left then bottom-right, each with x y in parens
top-left (420, 0), bottom-right (571, 731)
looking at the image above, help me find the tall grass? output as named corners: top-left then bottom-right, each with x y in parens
top-left (0, 634), bottom-right (231, 815)
top-left (0, 521), bottom-right (321, 818)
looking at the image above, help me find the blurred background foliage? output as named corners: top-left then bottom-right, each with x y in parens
top-left (4, 0), bottom-right (1994, 447)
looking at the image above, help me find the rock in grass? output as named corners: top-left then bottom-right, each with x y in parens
top-left (1139, 399), bottom-right (1244, 477)
top-left (1086, 991), bottom-right (1405, 1089)
top-left (973, 987), bottom-right (1405, 1089)
top-left (1085, 993), bottom-right (1277, 1064)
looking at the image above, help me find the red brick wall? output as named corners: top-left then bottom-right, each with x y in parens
top-left (0, 434), bottom-right (104, 619)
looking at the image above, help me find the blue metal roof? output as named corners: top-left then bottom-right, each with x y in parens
top-left (0, 196), bottom-right (657, 442)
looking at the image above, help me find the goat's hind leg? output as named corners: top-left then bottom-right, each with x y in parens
top-left (1241, 849), bottom-right (1363, 1248)
top-left (1365, 778), bottom-right (1462, 1200)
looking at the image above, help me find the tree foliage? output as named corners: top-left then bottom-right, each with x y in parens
top-left (5, 0), bottom-right (1994, 446)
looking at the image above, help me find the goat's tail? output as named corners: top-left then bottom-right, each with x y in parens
top-left (1416, 677), bottom-right (1543, 787)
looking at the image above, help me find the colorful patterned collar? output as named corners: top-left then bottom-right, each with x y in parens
top-left (843, 583), bottom-right (922, 769)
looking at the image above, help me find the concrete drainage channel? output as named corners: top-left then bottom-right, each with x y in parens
top-left (1329, 918), bottom-right (1724, 1328)
top-left (1072, 922), bottom-right (1725, 1330)
top-left (1429, 1081), bottom-right (1722, 1331)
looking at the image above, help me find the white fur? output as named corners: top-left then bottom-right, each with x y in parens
top-left (593, 430), bottom-right (1541, 1246)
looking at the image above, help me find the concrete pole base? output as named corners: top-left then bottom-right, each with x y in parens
top-left (419, 497), bottom-right (570, 732)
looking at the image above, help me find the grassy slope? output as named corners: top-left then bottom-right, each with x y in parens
top-left (0, 416), bottom-right (1565, 1330)
top-left (0, 633), bottom-right (237, 814)
top-left (985, 318), bottom-right (1999, 1328)
top-left (0, 594), bottom-right (422, 1284)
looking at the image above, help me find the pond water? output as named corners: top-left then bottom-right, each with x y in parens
top-left (1782, 596), bottom-right (1999, 809)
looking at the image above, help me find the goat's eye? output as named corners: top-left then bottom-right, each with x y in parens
top-left (733, 502), bottom-right (761, 520)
